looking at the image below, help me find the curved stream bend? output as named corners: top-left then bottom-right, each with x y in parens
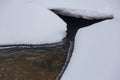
top-left (0, 8), bottom-right (113, 80)
top-left (50, 8), bottom-right (113, 80)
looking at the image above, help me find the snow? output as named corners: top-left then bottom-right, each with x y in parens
top-left (50, 8), bottom-right (113, 20)
top-left (61, 19), bottom-right (120, 80)
top-left (0, 0), bottom-right (120, 80)
top-left (0, 0), bottom-right (66, 45)
top-left (0, 0), bottom-right (114, 45)
top-left (60, 0), bottom-right (120, 80)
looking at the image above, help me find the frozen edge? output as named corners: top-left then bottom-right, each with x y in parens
top-left (0, 40), bottom-right (66, 50)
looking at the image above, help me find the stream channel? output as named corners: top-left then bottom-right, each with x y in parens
top-left (0, 9), bottom-right (113, 80)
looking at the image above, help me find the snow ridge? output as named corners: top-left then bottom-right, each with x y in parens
top-left (50, 8), bottom-right (113, 20)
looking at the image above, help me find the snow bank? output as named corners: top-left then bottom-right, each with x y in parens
top-left (61, 18), bottom-right (120, 80)
top-left (0, 0), bottom-right (66, 45)
top-left (50, 8), bottom-right (113, 20)
top-left (60, 0), bottom-right (120, 80)
top-left (60, 0), bottom-right (120, 79)
top-left (0, 0), bottom-right (120, 79)
top-left (0, 0), bottom-right (114, 45)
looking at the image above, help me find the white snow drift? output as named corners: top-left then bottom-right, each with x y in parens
top-left (61, 0), bottom-right (120, 80)
top-left (0, 0), bottom-right (113, 45)
top-left (0, 0), bottom-right (66, 45)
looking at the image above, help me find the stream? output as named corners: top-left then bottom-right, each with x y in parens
top-left (0, 8), bottom-right (113, 80)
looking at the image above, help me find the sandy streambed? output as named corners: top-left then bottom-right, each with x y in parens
top-left (0, 46), bottom-right (67, 80)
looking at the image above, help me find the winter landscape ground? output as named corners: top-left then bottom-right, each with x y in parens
top-left (0, 0), bottom-right (120, 80)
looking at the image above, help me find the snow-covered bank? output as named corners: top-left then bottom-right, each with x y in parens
top-left (61, 18), bottom-right (120, 80)
top-left (50, 8), bottom-right (113, 80)
top-left (50, 8), bottom-right (113, 20)
top-left (0, 0), bottom-right (118, 45)
top-left (61, 0), bottom-right (120, 80)
top-left (0, 0), bottom-right (120, 80)
top-left (0, 0), bottom-right (66, 45)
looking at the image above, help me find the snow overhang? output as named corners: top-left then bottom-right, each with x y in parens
top-left (49, 8), bottom-right (113, 20)
top-left (50, 8), bottom-right (114, 41)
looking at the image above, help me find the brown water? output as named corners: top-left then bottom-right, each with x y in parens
top-left (0, 46), bottom-right (67, 80)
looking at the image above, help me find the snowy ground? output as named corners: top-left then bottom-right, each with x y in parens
top-left (61, 18), bottom-right (120, 80)
top-left (0, 0), bottom-right (120, 80)
top-left (60, 0), bottom-right (120, 80)
top-left (0, 0), bottom-right (66, 45)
